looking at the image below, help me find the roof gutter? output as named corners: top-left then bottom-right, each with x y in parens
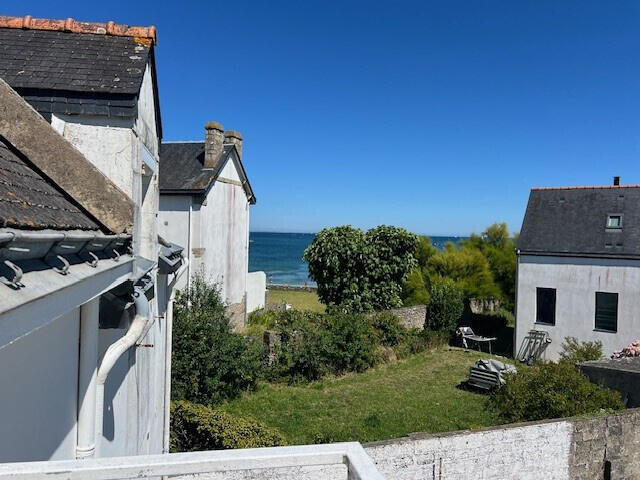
top-left (0, 230), bottom-right (131, 288)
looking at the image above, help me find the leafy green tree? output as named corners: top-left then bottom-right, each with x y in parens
top-left (171, 273), bottom-right (265, 406)
top-left (426, 243), bottom-right (501, 300)
top-left (303, 225), bottom-right (418, 312)
top-left (424, 277), bottom-right (464, 335)
top-left (402, 268), bottom-right (430, 306)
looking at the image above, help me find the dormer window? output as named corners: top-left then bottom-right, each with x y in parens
top-left (607, 214), bottom-right (622, 229)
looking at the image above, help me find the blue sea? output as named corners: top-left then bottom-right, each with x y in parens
top-left (249, 232), bottom-right (465, 286)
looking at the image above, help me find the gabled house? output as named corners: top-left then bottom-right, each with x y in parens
top-left (159, 122), bottom-right (263, 327)
top-left (516, 179), bottom-right (640, 360)
top-left (0, 16), bottom-right (184, 461)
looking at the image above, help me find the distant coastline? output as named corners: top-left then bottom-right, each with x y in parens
top-left (249, 232), bottom-right (467, 287)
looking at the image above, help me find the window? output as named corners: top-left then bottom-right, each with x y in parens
top-left (536, 288), bottom-right (556, 325)
top-left (607, 214), bottom-right (622, 229)
top-left (595, 292), bottom-right (618, 332)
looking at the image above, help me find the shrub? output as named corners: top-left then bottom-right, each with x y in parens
top-left (303, 225), bottom-right (418, 312)
top-left (425, 277), bottom-right (464, 336)
top-left (172, 274), bottom-right (265, 406)
top-left (489, 362), bottom-right (624, 423)
top-left (394, 328), bottom-right (447, 359)
top-left (560, 337), bottom-right (603, 363)
top-left (323, 312), bottom-right (378, 373)
top-left (170, 401), bottom-right (286, 452)
top-left (269, 310), bottom-right (378, 382)
top-left (369, 312), bottom-right (406, 347)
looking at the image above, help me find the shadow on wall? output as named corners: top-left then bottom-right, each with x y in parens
top-left (459, 302), bottom-right (514, 357)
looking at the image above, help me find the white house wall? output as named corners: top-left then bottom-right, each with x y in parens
top-left (516, 255), bottom-right (640, 360)
top-left (0, 309), bottom-right (80, 462)
top-left (47, 63), bottom-right (166, 459)
top-left (196, 169), bottom-right (250, 323)
top-left (159, 195), bottom-right (193, 291)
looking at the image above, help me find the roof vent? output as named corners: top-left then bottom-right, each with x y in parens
top-left (613, 176), bottom-right (620, 186)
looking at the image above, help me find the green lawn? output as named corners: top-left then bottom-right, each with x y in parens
top-left (267, 289), bottom-right (325, 313)
top-left (222, 348), bottom-right (509, 445)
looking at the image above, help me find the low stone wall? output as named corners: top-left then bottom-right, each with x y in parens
top-left (247, 271), bottom-right (267, 313)
top-left (366, 408), bottom-right (640, 480)
top-left (182, 408), bottom-right (640, 480)
top-left (373, 305), bottom-right (427, 329)
top-left (268, 284), bottom-right (318, 292)
top-left (579, 357), bottom-right (640, 407)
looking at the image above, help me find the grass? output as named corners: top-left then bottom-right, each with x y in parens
top-left (267, 288), bottom-right (325, 313)
top-left (222, 347), bottom-right (510, 445)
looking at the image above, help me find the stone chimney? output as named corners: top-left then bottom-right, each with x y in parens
top-left (204, 121), bottom-right (224, 169)
top-left (224, 130), bottom-right (243, 159)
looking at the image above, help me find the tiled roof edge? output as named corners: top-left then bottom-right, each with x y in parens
top-left (0, 15), bottom-right (157, 45)
top-left (531, 185), bottom-right (640, 191)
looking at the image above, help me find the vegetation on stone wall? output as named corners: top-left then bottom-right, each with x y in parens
top-left (303, 225), bottom-right (418, 312)
top-left (171, 273), bottom-right (265, 406)
top-left (170, 400), bottom-right (286, 452)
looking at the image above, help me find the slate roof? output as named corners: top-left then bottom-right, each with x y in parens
top-left (0, 138), bottom-right (99, 230)
top-left (518, 186), bottom-right (640, 258)
top-left (159, 143), bottom-right (256, 203)
top-left (159, 142), bottom-right (215, 193)
top-left (0, 28), bottom-right (150, 94)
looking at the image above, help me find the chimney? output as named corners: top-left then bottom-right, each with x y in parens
top-left (204, 121), bottom-right (224, 169)
top-left (613, 176), bottom-right (620, 186)
top-left (224, 130), bottom-right (243, 159)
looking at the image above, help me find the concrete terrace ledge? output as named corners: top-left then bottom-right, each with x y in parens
top-left (0, 442), bottom-right (384, 480)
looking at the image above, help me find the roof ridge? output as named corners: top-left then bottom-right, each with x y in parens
top-left (532, 185), bottom-right (640, 191)
top-left (0, 15), bottom-right (156, 45)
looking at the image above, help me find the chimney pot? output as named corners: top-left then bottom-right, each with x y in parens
top-left (614, 176), bottom-right (620, 186)
top-left (224, 130), bottom-right (243, 158)
top-left (204, 121), bottom-right (225, 169)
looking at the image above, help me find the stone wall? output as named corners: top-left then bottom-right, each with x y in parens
top-left (368, 305), bottom-right (427, 329)
top-left (367, 408), bottom-right (640, 480)
top-left (366, 419), bottom-right (573, 479)
top-left (579, 357), bottom-right (640, 407)
top-left (178, 409), bottom-right (640, 480)
top-left (268, 284), bottom-right (318, 292)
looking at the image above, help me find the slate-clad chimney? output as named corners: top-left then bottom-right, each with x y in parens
top-left (224, 130), bottom-right (243, 159)
top-left (613, 176), bottom-right (620, 186)
top-left (204, 121), bottom-right (224, 169)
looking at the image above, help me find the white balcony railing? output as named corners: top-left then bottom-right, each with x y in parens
top-left (0, 442), bottom-right (384, 480)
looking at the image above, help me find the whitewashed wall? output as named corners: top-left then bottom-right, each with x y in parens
top-left (195, 157), bottom-right (249, 310)
top-left (0, 309), bottom-right (80, 462)
top-left (516, 255), bottom-right (640, 360)
top-left (247, 271), bottom-right (267, 313)
top-left (47, 63), bottom-right (167, 459)
top-left (159, 194), bottom-right (193, 291)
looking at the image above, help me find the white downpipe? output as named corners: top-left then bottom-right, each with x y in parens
top-left (162, 258), bottom-right (189, 454)
top-left (95, 287), bottom-right (150, 455)
top-left (76, 297), bottom-right (100, 459)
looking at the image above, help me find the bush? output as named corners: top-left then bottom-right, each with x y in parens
top-left (489, 362), bottom-right (624, 423)
top-left (172, 274), bottom-right (265, 406)
top-left (560, 337), bottom-right (603, 363)
top-left (425, 277), bottom-right (464, 336)
top-left (394, 328), bottom-right (447, 359)
top-left (324, 312), bottom-right (379, 373)
top-left (303, 225), bottom-right (418, 312)
top-left (170, 401), bottom-right (286, 452)
top-left (369, 312), bottom-right (406, 347)
top-left (269, 310), bottom-right (378, 383)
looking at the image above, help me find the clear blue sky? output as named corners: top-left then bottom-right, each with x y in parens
top-left (8, 1), bottom-right (640, 235)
